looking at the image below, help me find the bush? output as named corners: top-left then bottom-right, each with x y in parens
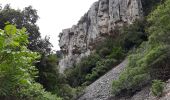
top-left (99, 47), bottom-right (111, 58)
top-left (151, 80), bottom-right (165, 97)
top-left (141, 0), bottom-right (162, 15)
top-left (17, 83), bottom-right (61, 100)
top-left (95, 37), bottom-right (115, 54)
top-left (112, 42), bottom-right (169, 96)
top-left (0, 25), bottom-right (61, 100)
top-left (112, 0), bottom-right (170, 96)
top-left (107, 47), bottom-right (125, 60)
top-left (119, 20), bottom-right (148, 51)
top-left (56, 84), bottom-right (75, 100)
top-left (65, 53), bottom-right (100, 87)
top-left (85, 59), bottom-right (117, 82)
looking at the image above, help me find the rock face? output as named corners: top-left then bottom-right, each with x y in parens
top-left (59, 0), bottom-right (143, 72)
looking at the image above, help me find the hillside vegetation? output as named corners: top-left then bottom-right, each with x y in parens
top-left (0, 0), bottom-right (170, 100)
top-left (112, 0), bottom-right (170, 97)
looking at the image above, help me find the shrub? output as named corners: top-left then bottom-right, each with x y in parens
top-left (56, 84), bottom-right (75, 100)
top-left (17, 83), bottom-right (61, 100)
top-left (85, 58), bottom-right (117, 82)
top-left (107, 47), bottom-right (125, 60)
top-left (119, 20), bottom-right (148, 51)
top-left (95, 37), bottom-right (115, 54)
top-left (65, 53), bottom-right (100, 87)
top-left (112, 0), bottom-right (170, 96)
top-left (151, 80), bottom-right (165, 97)
top-left (141, 0), bottom-right (162, 15)
top-left (99, 47), bottom-right (111, 58)
top-left (112, 42), bottom-right (169, 96)
top-left (0, 25), bottom-right (61, 100)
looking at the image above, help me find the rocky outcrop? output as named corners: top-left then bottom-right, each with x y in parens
top-left (59, 0), bottom-right (143, 72)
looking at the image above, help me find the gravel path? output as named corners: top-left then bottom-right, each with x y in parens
top-left (77, 60), bottom-right (128, 100)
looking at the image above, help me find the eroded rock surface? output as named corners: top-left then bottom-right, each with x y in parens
top-left (59, 0), bottom-right (143, 72)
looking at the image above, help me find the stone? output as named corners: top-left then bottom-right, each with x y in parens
top-left (77, 60), bottom-right (128, 100)
top-left (59, 0), bottom-right (143, 72)
top-left (76, 60), bottom-right (170, 100)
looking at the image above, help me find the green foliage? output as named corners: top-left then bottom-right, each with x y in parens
top-left (0, 5), bottom-right (65, 99)
top-left (85, 19), bottom-right (147, 86)
top-left (55, 84), bottom-right (75, 100)
top-left (17, 83), bottom-right (61, 100)
top-left (0, 25), bottom-right (61, 100)
top-left (85, 58), bottom-right (117, 82)
top-left (112, 0), bottom-right (170, 96)
top-left (36, 54), bottom-right (75, 100)
top-left (112, 43), bottom-right (168, 96)
top-left (4, 24), bottom-right (17, 35)
top-left (99, 47), bottom-right (111, 58)
top-left (141, 0), bottom-right (163, 16)
top-left (107, 47), bottom-right (125, 60)
top-left (0, 5), bottom-right (52, 54)
top-left (65, 53), bottom-right (101, 87)
top-left (96, 37), bottom-right (115, 54)
top-left (36, 54), bottom-right (62, 92)
top-left (151, 80), bottom-right (165, 97)
top-left (65, 18), bottom-right (147, 89)
top-left (119, 20), bottom-right (148, 51)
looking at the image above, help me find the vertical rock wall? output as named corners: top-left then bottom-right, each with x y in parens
top-left (59, 0), bottom-right (143, 72)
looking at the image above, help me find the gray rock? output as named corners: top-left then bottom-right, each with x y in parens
top-left (59, 0), bottom-right (143, 72)
top-left (77, 59), bottom-right (170, 100)
top-left (77, 60), bottom-right (128, 100)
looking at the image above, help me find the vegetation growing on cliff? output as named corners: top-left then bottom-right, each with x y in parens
top-left (64, 19), bottom-right (147, 88)
top-left (112, 0), bottom-right (170, 96)
top-left (141, 0), bottom-right (163, 15)
top-left (0, 0), bottom-right (169, 100)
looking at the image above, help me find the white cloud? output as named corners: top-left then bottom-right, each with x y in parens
top-left (0, 0), bottom-right (97, 50)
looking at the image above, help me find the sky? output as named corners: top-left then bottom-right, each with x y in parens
top-left (0, 0), bottom-right (97, 50)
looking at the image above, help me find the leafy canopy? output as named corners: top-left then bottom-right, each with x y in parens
top-left (0, 5), bottom-right (52, 54)
top-left (0, 25), bottom-right (61, 100)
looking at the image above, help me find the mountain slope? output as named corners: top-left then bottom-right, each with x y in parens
top-left (77, 59), bottom-right (170, 100)
top-left (77, 60), bottom-right (127, 100)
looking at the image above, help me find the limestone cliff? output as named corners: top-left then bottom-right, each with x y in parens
top-left (59, 0), bottom-right (143, 72)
